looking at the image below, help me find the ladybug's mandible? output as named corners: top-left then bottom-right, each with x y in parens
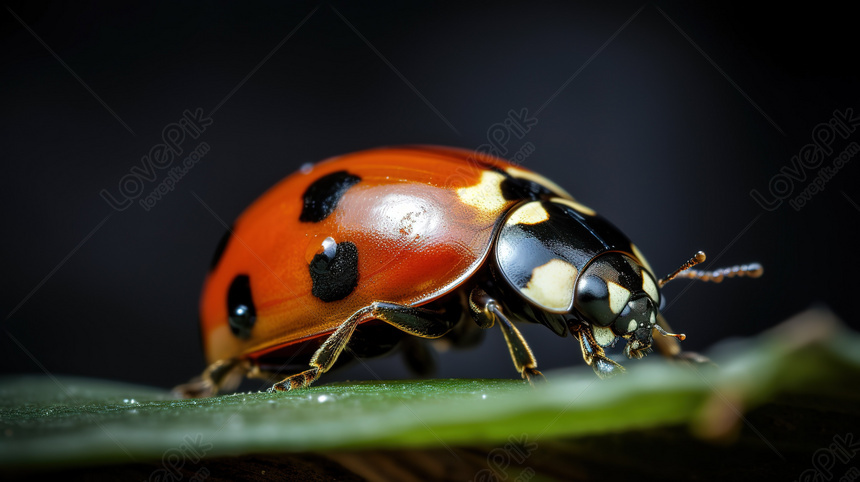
top-left (176, 146), bottom-right (762, 397)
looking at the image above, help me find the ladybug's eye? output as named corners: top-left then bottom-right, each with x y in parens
top-left (575, 273), bottom-right (618, 327)
top-left (574, 253), bottom-right (650, 328)
top-left (227, 274), bottom-right (256, 339)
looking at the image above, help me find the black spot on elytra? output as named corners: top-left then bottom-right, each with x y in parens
top-left (227, 275), bottom-right (256, 339)
top-left (499, 175), bottom-right (556, 201)
top-left (309, 240), bottom-right (359, 302)
top-left (300, 171), bottom-right (361, 223)
top-left (209, 227), bottom-right (232, 271)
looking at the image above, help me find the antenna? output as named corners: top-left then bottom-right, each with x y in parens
top-left (659, 250), bottom-right (763, 286)
top-left (653, 251), bottom-right (762, 344)
top-left (659, 251), bottom-right (706, 287)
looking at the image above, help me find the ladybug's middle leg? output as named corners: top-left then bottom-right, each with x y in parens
top-left (269, 302), bottom-right (459, 392)
top-left (468, 287), bottom-right (545, 385)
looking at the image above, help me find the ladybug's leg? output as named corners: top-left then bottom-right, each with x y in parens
top-left (269, 302), bottom-right (459, 392)
top-left (433, 290), bottom-right (484, 350)
top-left (172, 358), bottom-right (249, 398)
top-left (245, 363), bottom-right (294, 385)
top-left (468, 288), bottom-right (545, 385)
top-left (572, 325), bottom-right (625, 378)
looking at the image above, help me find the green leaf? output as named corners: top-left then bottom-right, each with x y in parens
top-left (1, 309), bottom-right (858, 474)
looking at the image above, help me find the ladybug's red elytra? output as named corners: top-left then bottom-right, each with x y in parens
top-left (175, 146), bottom-right (762, 397)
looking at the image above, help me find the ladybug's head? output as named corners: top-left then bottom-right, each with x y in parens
top-left (493, 198), bottom-right (690, 359)
top-left (574, 252), bottom-right (667, 358)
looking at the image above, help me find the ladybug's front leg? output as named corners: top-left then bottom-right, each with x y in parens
top-left (269, 302), bottom-right (459, 392)
top-left (468, 288), bottom-right (545, 385)
top-left (572, 325), bottom-right (625, 379)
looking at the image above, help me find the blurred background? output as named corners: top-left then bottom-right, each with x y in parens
top-left (1, 2), bottom-right (857, 390)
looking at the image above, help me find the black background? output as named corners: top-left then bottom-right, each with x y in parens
top-left (2, 2), bottom-right (857, 391)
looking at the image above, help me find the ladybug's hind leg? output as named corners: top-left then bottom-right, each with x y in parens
top-left (469, 288), bottom-right (545, 385)
top-left (269, 302), bottom-right (459, 392)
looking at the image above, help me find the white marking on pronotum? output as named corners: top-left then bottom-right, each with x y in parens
top-left (506, 201), bottom-right (549, 225)
top-left (606, 280), bottom-right (631, 314)
top-left (456, 171), bottom-right (507, 213)
top-left (520, 258), bottom-right (578, 311)
top-left (642, 272), bottom-right (659, 302)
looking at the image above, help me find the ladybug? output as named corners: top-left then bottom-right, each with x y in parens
top-left (175, 146), bottom-right (762, 397)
